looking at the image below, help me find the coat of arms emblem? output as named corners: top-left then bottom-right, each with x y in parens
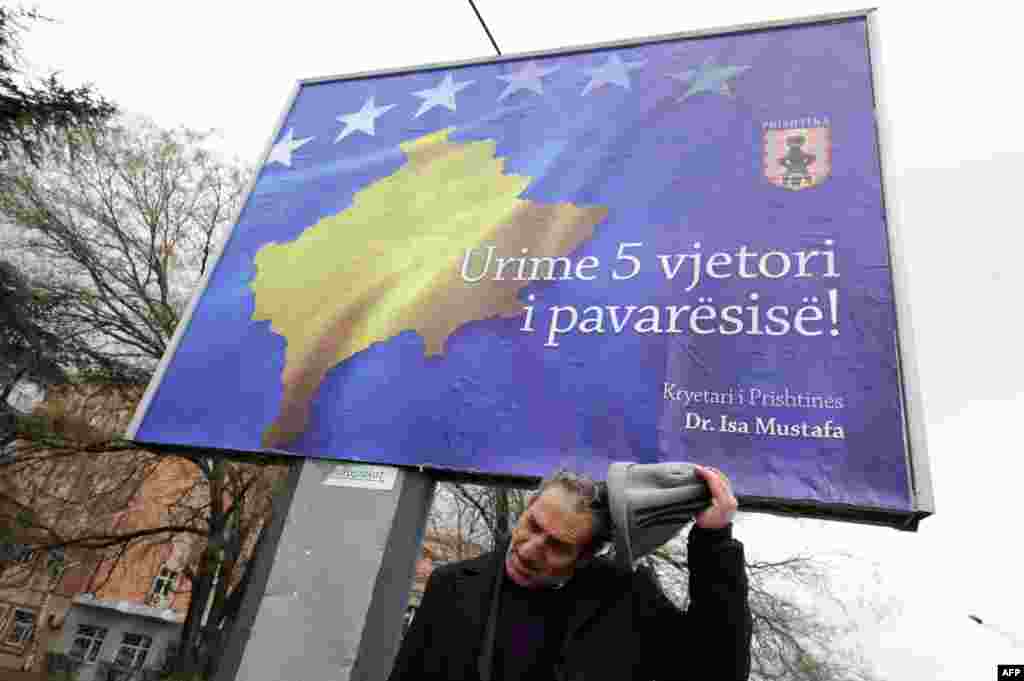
top-left (763, 123), bottom-right (831, 191)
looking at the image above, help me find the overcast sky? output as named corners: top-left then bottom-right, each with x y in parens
top-left (20, 1), bottom-right (1024, 678)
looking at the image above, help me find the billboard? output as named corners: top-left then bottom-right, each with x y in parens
top-left (129, 11), bottom-right (932, 529)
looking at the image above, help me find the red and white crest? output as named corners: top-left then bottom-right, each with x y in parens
top-left (763, 125), bottom-right (831, 191)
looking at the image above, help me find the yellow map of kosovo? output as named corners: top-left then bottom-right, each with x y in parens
top-left (250, 128), bottom-right (608, 448)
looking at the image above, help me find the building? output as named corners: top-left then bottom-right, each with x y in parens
top-left (0, 383), bottom-right (201, 678)
top-left (2, 379), bottom-right (279, 679)
top-left (54, 594), bottom-right (183, 681)
top-left (0, 455), bottom-right (198, 678)
top-left (3, 382), bottom-right (498, 676)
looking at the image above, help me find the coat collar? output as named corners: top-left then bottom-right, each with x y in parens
top-left (561, 555), bottom-right (630, 645)
top-left (453, 541), bottom-right (630, 650)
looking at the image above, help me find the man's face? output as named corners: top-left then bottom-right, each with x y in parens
top-left (505, 486), bottom-right (595, 589)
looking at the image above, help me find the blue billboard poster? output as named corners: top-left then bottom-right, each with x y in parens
top-left (129, 11), bottom-right (932, 529)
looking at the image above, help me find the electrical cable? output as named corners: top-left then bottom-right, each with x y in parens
top-left (467, 0), bottom-right (502, 55)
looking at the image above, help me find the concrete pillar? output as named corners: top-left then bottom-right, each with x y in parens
top-left (215, 458), bottom-right (434, 681)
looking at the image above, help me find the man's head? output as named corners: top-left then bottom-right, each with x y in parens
top-left (504, 470), bottom-right (611, 589)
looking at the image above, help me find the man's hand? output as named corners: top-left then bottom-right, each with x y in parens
top-left (694, 465), bottom-right (738, 529)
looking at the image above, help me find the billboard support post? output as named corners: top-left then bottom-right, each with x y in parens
top-left (213, 459), bottom-right (434, 681)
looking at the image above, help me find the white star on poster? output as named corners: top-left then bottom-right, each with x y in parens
top-left (496, 61), bottom-right (560, 101)
top-left (335, 96), bottom-right (396, 143)
top-left (412, 73), bottom-right (475, 118)
top-left (266, 128), bottom-right (314, 167)
top-left (670, 58), bottom-right (751, 100)
top-left (581, 54), bottom-right (647, 96)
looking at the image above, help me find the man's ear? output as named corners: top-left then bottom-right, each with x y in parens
top-left (517, 494), bottom-right (538, 523)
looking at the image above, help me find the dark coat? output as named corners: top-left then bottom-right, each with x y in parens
top-left (388, 524), bottom-right (752, 681)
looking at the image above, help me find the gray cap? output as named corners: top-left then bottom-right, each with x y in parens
top-left (607, 462), bottom-right (712, 571)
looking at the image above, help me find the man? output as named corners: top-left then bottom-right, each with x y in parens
top-left (389, 465), bottom-right (752, 681)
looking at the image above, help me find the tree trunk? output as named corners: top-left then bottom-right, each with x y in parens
top-left (175, 550), bottom-right (218, 674)
top-left (173, 458), bottom-right (227, 675)
top-left (204, 525), bottom-right (266, 680)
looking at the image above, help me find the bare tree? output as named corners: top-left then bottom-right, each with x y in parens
top-left (1, 115), bottom-right (247, 382)
top-left (0, 115), bottom-right (286, 678)
top-left (428, 483), bottom-right (530, 559)
top-left (0, 4), bottom-right (115, 427)
top-left (649, 536), bottom-right (880, 681)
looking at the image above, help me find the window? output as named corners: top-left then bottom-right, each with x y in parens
top-left (4, 608), bottom-right (36, 647)
top-left (68, 624), bottom-right (108, 662)
top-left (47, 547), bottom-right (66, 580)
top-left (149, 567), bottom-right (177, 599)
top-left (113, 632), bottom-right (152, 669)
top-left (0, 542), bottom-right (34, 563)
